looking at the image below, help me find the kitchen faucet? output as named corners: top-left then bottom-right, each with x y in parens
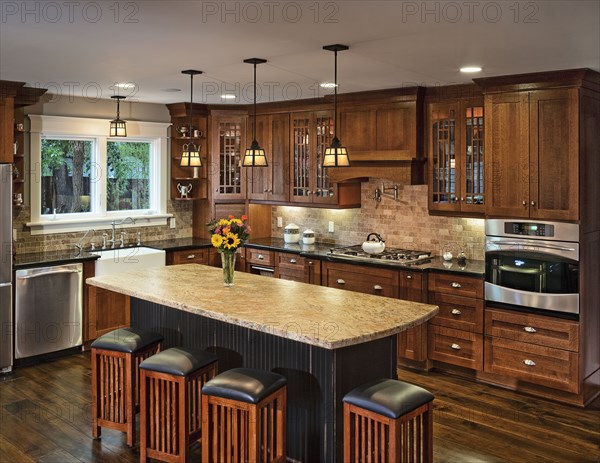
top-left (104, 217), bottom-right (136, 248)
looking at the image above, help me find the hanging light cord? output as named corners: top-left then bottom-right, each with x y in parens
top-left (189, 73), bottom-right (194, 143)
top-left (333, 49), bottom-right (338, 139)
top-left (253, 62), bottom-right (257, 143)
top-left (116, 97), bottom-right (121, 120)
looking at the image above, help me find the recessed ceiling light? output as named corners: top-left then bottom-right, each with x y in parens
top-left (320, 82), bottom-right (338, 89)
top-left (115, 82), bottom-right (136, 89)
top-left (161, 88), bottom-right (181, 92)
top-left (221, 94), bottom-right (237, 100)
top-left (460, 66), bottom-right (483, 73)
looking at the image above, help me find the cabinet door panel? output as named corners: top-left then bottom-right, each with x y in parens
top-left (376, 105), bottom-right (414, 154)
top-left (339, 108), bottom-right (376, 152)
top-left (529, 89), bottom-right (579, 221)
top-left (246, 115), bottom-right (270, 200)
top-left (270, 114), bottom-right (290, 202)
top-left (461, 101), bottom-right (485, 213)
top-left (290, 113), bottom-right (312, 202)
top-left (485, 93), bottom-right (530, 218)
top-left (212, 115), bottom-right (246, 200)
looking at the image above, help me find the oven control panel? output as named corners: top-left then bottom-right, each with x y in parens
top-left (504, 222), bottom-right (555, 237)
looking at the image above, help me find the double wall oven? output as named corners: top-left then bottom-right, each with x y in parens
top-left (485, 219), bottom-right (579, 317)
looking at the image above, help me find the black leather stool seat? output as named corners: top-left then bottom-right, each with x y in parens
top-left (201, 368), bottom-right (287, 404)
top-left (139, 347), bottom-right (218, 377)
top-left (91, 327), bottom-right (163, 354)
top-left (343, 379), bottom-right (434, 419)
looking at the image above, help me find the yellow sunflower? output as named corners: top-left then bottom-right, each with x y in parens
top-left (223, 232), bottom-right (241, 250)
top-left (211, 234), bottom-right (224, 248)
top-left (218, 219), bottom-right (230, 226)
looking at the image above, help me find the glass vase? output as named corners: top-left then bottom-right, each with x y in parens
top-left (221, 251), bottom-right (236, 287)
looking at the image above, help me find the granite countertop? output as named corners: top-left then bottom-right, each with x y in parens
top-left (87, 264), bottom-right (439, 350)
top-left (245, 237), bottom-right (331, 258)
top-left (14, 249), bottom-right (99, 269)
top-left (143, 238), bottom-right (212, 252)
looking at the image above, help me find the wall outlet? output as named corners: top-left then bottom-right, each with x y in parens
top-left (170, 218), bottom-right (176, 229)
top-left (277, 217), bottom-right (283, 228)
top-left (328, 221), bottom-right (335, 233)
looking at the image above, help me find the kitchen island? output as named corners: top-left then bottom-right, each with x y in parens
top-left (87, 264), bottom-right (438, 462)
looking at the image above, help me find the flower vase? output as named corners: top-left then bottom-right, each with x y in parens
top-left (221, 252), bottom-right (236, 287)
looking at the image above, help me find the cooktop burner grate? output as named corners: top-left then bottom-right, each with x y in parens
top-left (328, 245), bottom-right (432, 264)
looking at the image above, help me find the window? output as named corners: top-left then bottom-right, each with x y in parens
top-left (28, 115), bottom-right (171, 235)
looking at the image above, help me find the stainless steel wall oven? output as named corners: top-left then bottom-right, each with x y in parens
top-left (485, 220), bottom-right (579, 316)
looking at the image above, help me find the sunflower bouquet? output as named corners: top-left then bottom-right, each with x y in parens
top-left (208, 215), bottom-right (251, 254)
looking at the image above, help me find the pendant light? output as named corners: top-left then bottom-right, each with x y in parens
top-left (242, 58), bottom-right (268, 167)
top-left (109, 95), bottom-right (127, 137)
top-left (180, 69), bottom-right (203, 169)
top-left (322, 44), bottom-right (350, 167)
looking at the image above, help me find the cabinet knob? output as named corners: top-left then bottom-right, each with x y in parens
top-left (373, 285), bottom-right (383, 291)
top-left (258, 254), bottom-right (264, 260)
top-left (187, 254), bottom-right (196, 259)
top-left (523, 359), bottom-right (536, 367)
top-left (522, 200), bottom-right (527, 206)
top-left (450, 343), bottom-right (461, 351)
top-left (531, 201), bottom-right (536, 206)
top-left (308, 261), bottom-right (313, 265)
top-left (523, 326), bottom-right (537, 333)
top-left (289, 258), bottom-right (297, 264)
top-left (460, 197), bottom-right (465, 202)
top-left (336, 279), bottom-right (345, 285)
top-left (451, 308), bottom-right (462, 315)
top-left (406, 275), bottom-right (412, 279)
top-left (451, 282), bottom-right (462, 288)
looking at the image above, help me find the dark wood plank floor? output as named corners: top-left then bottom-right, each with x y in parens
top-left (1, 353), bottom-right (598, 462)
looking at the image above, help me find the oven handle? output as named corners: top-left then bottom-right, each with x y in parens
top-left (498, 265), bottom-right (544, 275)
top-left (488, 242), bottom-right (576, 252)
top-left (251, 265), bottom-right (275, 273)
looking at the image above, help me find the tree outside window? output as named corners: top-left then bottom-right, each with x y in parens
top-left (106, 141), bottom-right (151, 211)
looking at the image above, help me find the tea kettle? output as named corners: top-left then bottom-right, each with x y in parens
top-left (362, 233), bottom-right (386, 254)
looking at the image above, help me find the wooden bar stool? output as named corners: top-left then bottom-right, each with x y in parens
top-left (139, 347), bottom-right (218, 463)
top-left (91, 327), bottom-right (163, 446)
top-left (343, 379), bottom-right (434, 463)
top-left (201, 368), bottom-right (287, 463)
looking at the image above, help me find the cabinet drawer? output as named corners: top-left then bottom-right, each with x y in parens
top-left (485, 308), bottom-right (579, 352)
top-left (277, 253), bottom-right (307, 270)
top-left (428, 325), bottom-right (483, 370)
top-left (484, 336), bottom-right (579, 393)
top-left (323, 262), bottom-right (397, 297)
top-left (429, 293), bottom-right (484, 333)
top-left (428, 273), bottom-right (484, 298)
top-left (169, 248), bottom-right (209, 265)
top-left (246, 249), bottom-right (275, 266)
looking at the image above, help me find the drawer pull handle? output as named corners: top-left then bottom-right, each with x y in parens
top-left (451, 309), bottom-right (462, 315)
top-left (450, 343), bottom-right (461, 351)
top-left (187, 254), bottom-right (196, 259)
top-left (406, 275), bottom-right (413, 279)
top-left (258, 254), bottom-right (264, 260)
top-left (289, 258), bottom-right (297, 264)
top-left (374, 285), bottom-right (383, 291)
top-left (308, 261), bottom-right (313, 265)
top-left (337, 279), bottom-right (346, 285)
top-left (523, 359), bottom-right (536, 367)
top-left (451, 282), bottom-right (462, 288)
top-left (524, 326), bottom-right (537, 333)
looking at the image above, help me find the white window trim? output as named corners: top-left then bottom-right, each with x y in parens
top-left (27, 115), bottom-right (172, 235)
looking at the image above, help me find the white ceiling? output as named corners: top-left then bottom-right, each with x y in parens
top-left (1, 0), bottom-right (599, 105)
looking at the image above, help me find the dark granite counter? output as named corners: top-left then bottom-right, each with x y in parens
top-left (143, 238), bottom-right (212, 252)
top-left (245, 237), bottom-right (331, 258)
top-left (422, 257), bottom-right (485, 277)
top-left (14, 249), bottom-right (99, 270)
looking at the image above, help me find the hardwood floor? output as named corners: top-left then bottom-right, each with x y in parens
top-left (0, 353), bottom-right (598, 462)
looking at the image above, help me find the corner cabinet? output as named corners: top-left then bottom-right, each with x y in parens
top-left (247, 114), bottom-right (290, 202)
top-left (290, 111), bottom-right (360, 207)
top-left (427, 98), bottom-right (485, 215)
top-left (167, 103), bottom-right (209, 201)
top-left (483, 88), bottom-right (579, 221)
top-left (210, 113), bottom-right (247, 201)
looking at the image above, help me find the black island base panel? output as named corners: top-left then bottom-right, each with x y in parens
top-left (131, 298), bottom-right (398, 463)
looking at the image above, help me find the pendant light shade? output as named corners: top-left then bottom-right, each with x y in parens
top-left (322, 44), bottom-right (350, 167)
top-left (109, 95), bottom-right (127, 137)
top-left (180, 69), bottom-right (203, 168)
top-left (242, 58), bottom-right (268, 167)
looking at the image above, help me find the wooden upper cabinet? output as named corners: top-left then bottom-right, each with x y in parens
top-left (0, 97), bottom-right (14, 164)
top-left (529, 88), bottom-right (579, 221)
top-left (484, 92), bottom-right (530, 218)
top-left (428, 98), bottom-right (485, 215)
top-left (338, 102), bottom-right (418, 161)
top-left (210, 113), bottom-right (247, 200)
top-left (247, 113), bottom-right (290, 202)
top-left (485, 88), bottom-right (579, 221)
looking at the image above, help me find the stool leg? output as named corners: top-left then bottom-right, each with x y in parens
top-left (91, 349), bottom-right (101, 439)
top-left (179, 376), bottom-right (189, 463)
top-left (343, 403), bottom-right (351, 463)
top-left (201, 395), bottom-right (210, 462)
top-left (277, 387), bottom-right (287, 462)
top-left (125, 352), bottom-right (135, 447)
top-left (140, 369), bottom-right (148, 463)
top-left (424, 401), bottom-right (433, 463)
top-left (248, 403), bottom-right (259, 463)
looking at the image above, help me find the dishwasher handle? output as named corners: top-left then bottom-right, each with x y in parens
top-left (17, 269), bottom-right (82, 280)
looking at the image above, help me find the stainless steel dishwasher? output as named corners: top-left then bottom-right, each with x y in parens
top-left (15, 263), bottom-right (83, 359)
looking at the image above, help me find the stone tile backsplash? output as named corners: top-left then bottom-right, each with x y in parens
top-left (272, 180), bottom-right (485, 260)
top-left (12, 201), bottom-right (193, 254)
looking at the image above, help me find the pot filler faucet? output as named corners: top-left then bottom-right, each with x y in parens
top-left (103, 217), bottom-right (136, 249)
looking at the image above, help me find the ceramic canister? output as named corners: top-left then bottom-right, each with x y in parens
top-left (302, 229), bottom-right (315, 245)
top-left (284, 223), bottom-right (300, 243)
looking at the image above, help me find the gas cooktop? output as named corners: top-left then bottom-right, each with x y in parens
top-left (327, 245), bottom-right (432, 265)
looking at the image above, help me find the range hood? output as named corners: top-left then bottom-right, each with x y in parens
top-left (328, 158), bottom-right (426, 185)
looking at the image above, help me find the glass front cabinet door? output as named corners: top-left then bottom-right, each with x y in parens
top-left (428, 99), bottom-right (484, 215)
top-left (211, 114), bottom-right (247, 200)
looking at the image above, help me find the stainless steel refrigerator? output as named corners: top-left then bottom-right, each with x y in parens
top-left (0, 164), bottom-right (13, 373)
